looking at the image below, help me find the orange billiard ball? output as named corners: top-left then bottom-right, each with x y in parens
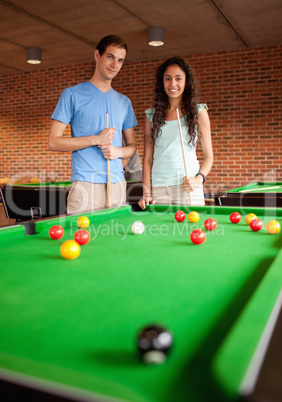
top-left (245, 213), bottom-right (257, 225)
top-left (74, 229), bottom-right (90, 245)
top-left (49, 225), bottom-right (64, 240)
top-left (266, 220), bottom-right (281, 235)
top-left (77, 216), bottom-right (90, 229)
top-left (190, 229), bottom-right (206, 245)
top-left (188, 211), bottom-right (200, 223)
top-left (60, 240), bottom-right (81, 260)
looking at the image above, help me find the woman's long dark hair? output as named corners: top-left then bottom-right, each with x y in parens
top-left (151, 57), bottom-right (198, 147)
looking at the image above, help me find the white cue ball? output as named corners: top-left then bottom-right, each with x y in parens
top-left (131, 221), bottom-right (145, 235)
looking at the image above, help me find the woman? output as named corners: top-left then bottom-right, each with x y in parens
top-left (138, 57), bottom-right (213, 209)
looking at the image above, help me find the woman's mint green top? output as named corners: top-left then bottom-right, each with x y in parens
top-left (145, 104), bottom-right (208, 187)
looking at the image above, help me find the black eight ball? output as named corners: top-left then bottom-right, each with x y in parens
top-left (137, 324), bottom-right (173, 365)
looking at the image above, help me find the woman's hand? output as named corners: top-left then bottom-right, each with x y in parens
top-left (182, 175), bottom-right (203, 193)
top-left (138, 193), bottom-right (155, 210)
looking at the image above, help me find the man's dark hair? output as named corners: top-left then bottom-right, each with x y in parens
top-left (96, 35), bottom-right (128, 56)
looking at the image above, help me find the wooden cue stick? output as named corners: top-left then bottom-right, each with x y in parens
top-left (176, 108), bottom-right (191, 205)
top-left (106, 113), bottom-right (112, 208)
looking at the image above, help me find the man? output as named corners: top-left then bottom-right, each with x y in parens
top-left (48, 35), bottom-right (138, 213)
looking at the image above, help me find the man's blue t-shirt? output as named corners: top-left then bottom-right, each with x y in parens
top-left (51, 81), bottom-right (138, 183)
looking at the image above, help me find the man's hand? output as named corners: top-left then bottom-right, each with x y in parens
top-left (99, 144), bottom-right (121, 160)
top-left (96, 128), bottom-right (116, 146)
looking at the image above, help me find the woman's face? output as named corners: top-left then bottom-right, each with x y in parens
top-left (163, 65), bottom-right (186, 100)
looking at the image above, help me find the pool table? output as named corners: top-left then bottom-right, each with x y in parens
top-left (0, 204), bottom-right (282, 401)
top-left (213, 182), bottom-right (282, 208)
top-left (0, 180), bottom-right (143, 221)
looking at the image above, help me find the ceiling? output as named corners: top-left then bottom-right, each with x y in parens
top-left (0, 0), bottom-right (281, 76)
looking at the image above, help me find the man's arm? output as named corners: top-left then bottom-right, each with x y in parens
top-left (121, 127), bottom-right (137, 159)
top-left (48, 119), bottom-right (116, 152)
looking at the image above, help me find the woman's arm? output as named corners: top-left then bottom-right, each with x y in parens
top-left (138, 116), bottom-right (155, 209)
top-left (183, 107), bottom-right (213, 191)
top-left (197, 107), bottom-right (214, 177)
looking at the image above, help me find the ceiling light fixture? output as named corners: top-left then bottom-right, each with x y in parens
top-left (148, 26), bottom-right (165, 47)
top-left (26, 47), bottom-right (42, 64)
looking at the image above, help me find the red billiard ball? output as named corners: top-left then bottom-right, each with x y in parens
top-left (175, 211), bottom-right (186, 222)
top-left (49, 225), bottom-right (64, 240)
top-left (190, 229), bottom-right (206, 245)
top-left (230, 212), bottom-right (241, 224)
top-left (204, 218), bottom-right (217, 231)
top-left (250, 218), bottom-right (263, 232)
top-left (74, 229), bottom-right (90, 245)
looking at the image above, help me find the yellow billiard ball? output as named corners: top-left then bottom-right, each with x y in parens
top-left (266, 220), bottom-right (281, 235)
top-left (77, 216), bottom-right (90, 229)
top-left (60, 240), bottom-right (81, 260)
top-left (245, 213), bottom-right (257, 225)
top-left (188, 211), bottom-right (200, 223)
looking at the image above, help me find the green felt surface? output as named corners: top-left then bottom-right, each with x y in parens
top-left (0, 205), bottom-right (282, 402)
top-left (23, 181), bottom-right (72, 187)
top-left (226, 182), bottom-right (282, 194)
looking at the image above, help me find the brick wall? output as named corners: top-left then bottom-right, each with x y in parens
top-left (0, 45), bottom-right (281, 194)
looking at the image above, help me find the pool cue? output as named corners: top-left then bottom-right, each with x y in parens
top-left (106, 113), bottom-right (112, 208)
top-left (176, 108), bottom-right (192, 205)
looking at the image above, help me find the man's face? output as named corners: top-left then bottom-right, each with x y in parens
top-left (95, 45), bottom-right (126, 81)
